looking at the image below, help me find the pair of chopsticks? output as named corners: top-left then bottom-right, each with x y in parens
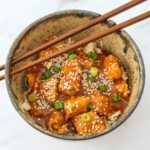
top-left (0, 0), bottom-right (149, 81)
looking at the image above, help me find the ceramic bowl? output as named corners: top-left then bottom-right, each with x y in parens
top-left (5, 10), bottom-right (145, 140)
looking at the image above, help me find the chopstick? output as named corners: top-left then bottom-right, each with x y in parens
top-left (0, 0), bottom-right (146, 71)
top-left (0, 11), bottom-right (149, 81)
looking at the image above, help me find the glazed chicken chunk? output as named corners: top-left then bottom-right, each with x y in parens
top-left (59, 72), bottom-right (81, 96)
top-left (104, 55), bottom-right (122, 80)
top-left (30, 100), bottom-right (51, 117)
top-left (59, 59), bottom-right (82, 96)
top-left (47, 111), bottom-right (67, 134)
top-left (114, 80), bottom-right (130, 98)
top-left (39, 37), bottom-right (65, 58)
top-left (91, 92), bottom-right (112, 118)
top-left (61, 59), bottom-right (82, 75)
top-left (73, 111), bottom-right (106, 135)
top-left (39, 77), bottom-right (58, 105)
top-left (77, 49), bottom-right (94, 69)
top-left (26, 73), bottom-right (36, 89)
top-left (64, 96), bottom-right (90, 120)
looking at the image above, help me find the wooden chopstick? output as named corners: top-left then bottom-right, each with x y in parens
top-left (0, 11), bottom-right (149, 81)
top-left (0, 75), bottom-right (4, 80)
top-left (0, 0), bottom-right (146, 71)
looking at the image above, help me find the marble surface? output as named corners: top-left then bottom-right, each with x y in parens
top-left (0, 0), bottom-right (150, 149)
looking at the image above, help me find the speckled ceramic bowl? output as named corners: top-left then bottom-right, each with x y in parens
top-left (5, 10), bottom-right (145, 140)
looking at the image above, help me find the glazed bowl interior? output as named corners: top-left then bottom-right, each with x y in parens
top-left (5, 10), bottom-right (145, 140)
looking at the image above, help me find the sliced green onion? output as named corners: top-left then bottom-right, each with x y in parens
top-left (81, 113), bottom-right (91, 122)
top-left (53, 100), bottom-right (64, 110)
top-left (53, 66), bottom-right (60, 73)
top-left (112, 96), bottom-right (121, 103)
top-left (68, 87), bottom-right (75, 93)
top-left (41, 70), bottom-right (53, 79)
top-left (87, 52), bottom-right (98, 60)
top-left (69, 54), bottom-right (76, 60)
top-left (68, 49), bottom-right (76, 55)
top-left (22, 102), bottom-right (31, 111)
top-left (87, 75), bottom-right (95, 82)
top-left (89, 67), bottom-right (99, 77)
top-left (87, 103), bottom-right (94, 111)
top-left (28, 93), bottom-right (37, 102)
top-left (98, 85), bottom-right (107, 92)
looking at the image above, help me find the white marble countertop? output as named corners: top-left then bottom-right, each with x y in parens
top-left (0, 0), bottom-right (150, 150)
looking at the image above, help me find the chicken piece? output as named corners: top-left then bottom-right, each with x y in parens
top-left (103, 55), bottom-right (122, 80)
top-left (83, 59), bottom-right (94, 69)
top-left (73, 111), bottom-right (106, 135)
top-left (27, 73), bottom-right (36, 89)
top-left (59, 59), bottom-right (82, 96)
top-left (61, 59), bottom-right (82, 75)
top-left (114, 80), bottom-right (130, 98)
top-left (90, 92), bottom-right (112, 118)
top-left (77, 49), bottom-right (94, 69)
top-left (39, 37), bottom-right (60, 58)
top-left (39, 77), bottom-right (58, 105)
top-left (59, 72), bottom-right (81, 96)
top-left (47, 111), bottom-right (66, 133)
top-left (30, 100), bottom-right (51, 117)
top-left (64, 96), bottom-right (90, 120)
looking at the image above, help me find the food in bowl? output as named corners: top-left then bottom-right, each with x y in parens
top-left (22, 36), bottom-right (130, 136)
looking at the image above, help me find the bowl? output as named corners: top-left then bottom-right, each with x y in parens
top-left (5, 10), bottom-right (145, 140)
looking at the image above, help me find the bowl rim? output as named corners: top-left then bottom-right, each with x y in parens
top-left (5, 9), bottom-right (145, 140)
